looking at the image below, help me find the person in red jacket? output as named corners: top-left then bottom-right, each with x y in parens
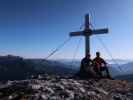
top-left (93, 52), bottom-right (111, 78)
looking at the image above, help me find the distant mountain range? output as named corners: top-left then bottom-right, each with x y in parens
top-left (56, 59), bottom-right (133, 79)
top-left (57, 59), bottom-right (132, 66)
top-left (0, 55), bottom-right (77, 80)
top-left (26, 59), bottom-right (78, 75)
top-left (0, 55), bottom-right (132, 81)
top-left (0, 55), bottom-right (36, 80)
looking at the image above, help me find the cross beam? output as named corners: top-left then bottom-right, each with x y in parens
top-left (70, 14), bottom-right (108, 56)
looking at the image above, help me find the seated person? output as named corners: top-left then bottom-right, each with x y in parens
top-left (79, 54), bottom-right (93, 77)
top-left (93, 52), bottom-right (111, 78)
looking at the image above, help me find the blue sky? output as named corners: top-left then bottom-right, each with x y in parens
top-left (0, 0), bottom-right (133, 60)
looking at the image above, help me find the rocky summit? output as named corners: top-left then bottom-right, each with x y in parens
top-left (0, 74), bottom-right (133, 100)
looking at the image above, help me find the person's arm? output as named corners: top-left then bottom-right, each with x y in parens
top-left (90, 60), bottom-right (93, 66)
top-left (80, 59), bottom-right (84, 67)
top-left (92, 59), bottom-right (95, 66)
top-left (81, 58), bottom-right (87, 68)
top-left (92, 58), bottom-right (99, 68)
top-left (101, 58), bottom-right (107, 66)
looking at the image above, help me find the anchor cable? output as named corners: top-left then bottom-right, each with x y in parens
top-left (45, 23), bottom-right (84, 60)
top-left (96, 36), bottom-right (123, 72)
top-left (71, 37), bottom-right (82, 66)
top-left (45, 37), bottom-right (71, 60)
top-left (89, 19), bottom-right (123, 72)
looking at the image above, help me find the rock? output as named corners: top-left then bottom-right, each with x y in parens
top-left (0, 74), bottom-right (133, 100)
top-left (8, 93), bottom-right (19, 100)
top-left (54, 84), bottom-right (65, 91)
top-left (95, 87), bottom-right (108, 95)
top-left (87, 91), bottom-right (96, 96)
top-left (79, 87), bottom-right (86, 93)
top-left (113, 94), bottom-right (123, 100)
top-left (30, 84), bottom-right (41, 90)
top-left (48, 96), bottom-right (61, 100)
top-left (65, 90), bottom-right (74, 99)
top-left (44, 87), bottom-right (54, 94)
top-left (41, 94), bottom-right (48, 100)
top-left (127, 93), bottom-right (133, 100)
top-left (0, 92), bottom-right (3, 97)
top-left (8, 95), bottom-right (13, 100)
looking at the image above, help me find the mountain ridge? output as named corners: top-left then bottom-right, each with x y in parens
top-left (0, 55), bottom-right (133, 81)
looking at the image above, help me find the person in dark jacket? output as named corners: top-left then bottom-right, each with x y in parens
top-left (79, 54), bottom-right (93, 77)
top-left (93, 52), bottom-right (111, 78)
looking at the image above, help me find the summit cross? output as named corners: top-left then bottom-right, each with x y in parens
top-left (69, 14), bottom-right (109, 56)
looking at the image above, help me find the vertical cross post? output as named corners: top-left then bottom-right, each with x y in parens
top-left (85, 14), bottom-right (91, 57)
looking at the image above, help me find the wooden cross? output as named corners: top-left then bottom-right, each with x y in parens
top-left (70, 14), bottom-right (108, 56)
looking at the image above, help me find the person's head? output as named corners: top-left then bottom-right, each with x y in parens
top-left (96, 52), bottom-right (100, 57)
top-left (86, 53), bottom-right (91, 59)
